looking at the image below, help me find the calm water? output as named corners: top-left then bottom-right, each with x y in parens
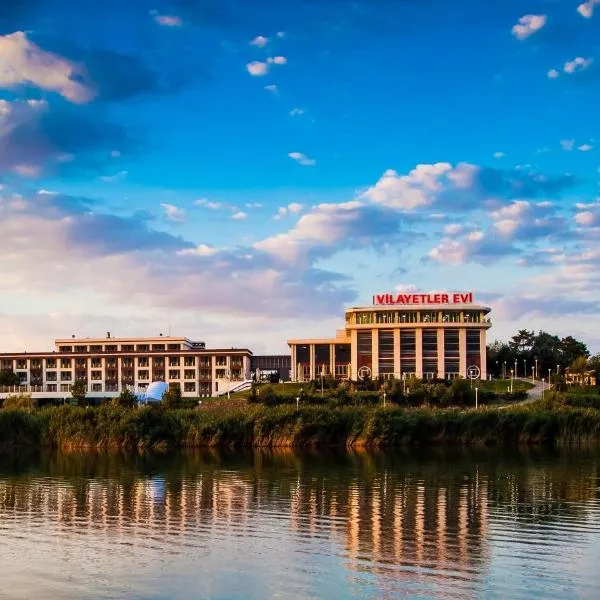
top-left (1, 448), bottom-right (599, 600)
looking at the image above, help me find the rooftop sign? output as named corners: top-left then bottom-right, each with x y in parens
top-left (373, 292), bottom-right (474, 306)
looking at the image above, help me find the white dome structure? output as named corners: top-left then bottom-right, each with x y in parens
top-left (144, 381), bottom-right (168, 402)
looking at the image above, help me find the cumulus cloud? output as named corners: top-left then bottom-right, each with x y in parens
top-left (547, 69), bottom-right (560, 79)
top-left (246, 61), bottom-right (269, 76)
top-left (177, 244), bottom-right (218, 256)
top-left (267, 56), bottom-right (287, 65)
top-left (0, 31), bottom-right (95, 103)
top-left (264, 84), bottom-right (277, 92)
top-left (100, 170), bottom-right (128, 183)
top-left (231, 211), bottom-right (247, 220)
top-left (564, 56), bottom-right (593, 74)
top-left (161, 203), bottom-right (186, 222)
top-left (195, 198), bottom-right (224, 210)
top-left (578, 0), bottom-right (600, 18)
top-left (274, 202), bottom-right (304, 220)
top-left (152, 13), bottom-right (183, 26)
top-left (288, 152), bottom-right (316, 166)
top-left (578, 143), bottom-right (593, 151)
top-left (493, 151), bottom-right (505, 159)
top-left (250, 35), bottom-right (268, 47)
top-left (511, 14), bottom-right (547, 40)
top-left (560, 139), bottom-right (575, 151)
top-left (290, 108), bottom-right (305, 116)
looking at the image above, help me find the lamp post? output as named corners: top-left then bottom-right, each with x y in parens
top-left (296, 396), bottom-right (299, 410)
top-left (510, 369), bottom-right (514, 393)
top-left (514, 360), bottom-right (518, 378)
top-left (383, 391), bottom-right (387, 408)
top-left (542, 378), bottom-right (545, 400)
top-left (475, 387), bottom-right (479, 410)
top-left (531, 366), bottom-right (535, 385)
top-left (503, 361), bottom-right (506, 379)
top-left (535, 358), bottom-right (538, 379)
top-left (523, 359), bottom-right (527, 380)
top-left (548, 368), bottom-right (551, 387)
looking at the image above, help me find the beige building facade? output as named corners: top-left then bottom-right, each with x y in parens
top-left (0, 334), bottom-right (252, 400)
top-left (288, 292), bottom-right (492, 382)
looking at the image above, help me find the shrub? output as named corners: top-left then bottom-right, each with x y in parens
top-left (163, 386), bottom-right (184, 409)
top-left (112, 388), bottom-right (138, 409)
top-left (2, 393), bottom-right (37, 413)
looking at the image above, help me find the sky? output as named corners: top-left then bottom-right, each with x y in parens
top-left (0, 0), bottom-right (599, 354)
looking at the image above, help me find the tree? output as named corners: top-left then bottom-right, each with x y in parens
top-left (559, 336), bottom-right (589, 369)
top-left (71, 380), bottom-right (87, 406)
top-left (0, 369), bottom-right (20, 387)
top-left (530, 331), bottom-right (561, 375)
top-left (588, 354), bottom-right (600, 375)
top-left (509, 330), bottom-right (535, 354)
top-left (162, 385), bottom-right (183, 409)
top-left (113, 388), bottom-right (138, 409)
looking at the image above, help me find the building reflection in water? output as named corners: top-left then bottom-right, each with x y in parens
top-left (0, 448), bottom-right (598, 594)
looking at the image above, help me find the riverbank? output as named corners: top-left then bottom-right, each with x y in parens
top-left (1, 402), bottom-right (599, 451)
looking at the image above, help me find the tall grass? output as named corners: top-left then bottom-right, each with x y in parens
top-left (0, 403), bottom-right (599, 450)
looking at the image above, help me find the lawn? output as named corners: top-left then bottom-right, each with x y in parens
top-left (478, 379), bottom-right (534, 393)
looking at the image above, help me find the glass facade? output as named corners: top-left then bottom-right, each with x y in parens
top-left (357, 331), bottom-right (372, 375)
top-left (348, 310), bottom-right (486, 325)
top-left (400, 330), bottom-right (416, 375)
top-left (378, 330), bottom-right (394, 376)
top-left (444, 329), bottom-right (460, 375)
top-left (422, 330), bottom-right (438, 379)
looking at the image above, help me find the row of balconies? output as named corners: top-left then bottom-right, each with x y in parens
top-left (2, 357), bottom-right (243, 370)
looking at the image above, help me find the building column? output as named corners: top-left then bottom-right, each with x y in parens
top-left (309, 344), bottom-right (315, 381)
top-left (290, 345), bottom-right (297, 382)
top-left (350, 329), bottom-right (358, 381)
top-left (437, 328), bottom-right (445, 380)
top-left (371, 329), bottom-right (379, 378)
top-left (459, 329), bottom-right (467, 378)
top-left (330, 344), bottom-right (335, 378)
top-left (393, 329), bottom-right (400, 378)
top-left (415, 329), bottom-right (423, 378)
top-left (479, 329), bottom-right (487, 380)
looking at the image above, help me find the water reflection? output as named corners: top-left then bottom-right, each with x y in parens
top-left (0, 448), bottom-right (599, 599)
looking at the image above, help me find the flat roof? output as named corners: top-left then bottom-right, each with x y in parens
top-left (55, 336), bottom-right (195, 344)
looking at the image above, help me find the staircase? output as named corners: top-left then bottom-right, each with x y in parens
top-left (217, 380), bottom-right (253, 396)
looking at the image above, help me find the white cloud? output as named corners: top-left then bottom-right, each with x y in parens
top-left (547, 69), bottom-right (560, 79)
top-left (250, 35), bottom-right (268, 47)
top-left (246, 61), bottom-right (269, 76)
top-left (578, 0), bottom-right (600, 18)
top-left (290, 108), bottom-right (305, 116)
top-left (512, 14), bottom-right (547, 40)
top-left (288, 152), bottom-right (316, 166)
top-left (100, 170), bottom-right (128, 183)
top-left (276, 31), bottom-right (285, 38)
top-left (274, 202), bottom-right (304, 220)
top-left (231, 211), bottom-right (247, 220)
top-left (195, 198), bottom-right (223, 210)
top-left (560, 139), bottom-right (575, 151)
top-left (0, 32), bottom-right (95, 103)
top-left (575, 211), bottom-right (598, 226)
top-left (152, 13), bottom-right (183, 26)
top-left (161, 203), bottom-right (186, 222)
top-left (264, 84), bottom-right (277, 92)
top-left (267, 56), bottom-right (287, 65)
top-left (394, 283), bottom-right (418, 293)
top-left (177, 244), bottom-right (218, 257)
top-left (110, 150), bottom-right (121, 158)
top-left (245, 202), bottom-right (263, 209)
top-left (443, 223), bottom-right (463, 236)
top-left (564, 56), bottom-right (593, 74)
top-left (493, 151), bottom-right (505, 159)
top-left (578, 143), bottom-right (593, 151)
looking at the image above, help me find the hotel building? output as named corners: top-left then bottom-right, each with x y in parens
top-left (288, 291), bottom-right (492, 382)
top-left (0, 333), bottom-right (252, 400)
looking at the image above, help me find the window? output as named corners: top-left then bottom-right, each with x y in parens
top-left (378, 330), bottom-right (395, 375)
top-left (45, 358), bottom-right (56, 368)
top-left (106, 382), bottom-right (118, 392)
top-left (216, 368), bottom-right (226, 379)
top-left (75, 358), bottom-right (86, 367)
top-left (138, 370), bottom-right (149, 380)
top-left (199, 382), bottom-right (211, 395)
top-left (91, 371), bottom-right (102, 381)
top-left (168, 344), bottom-right (181, 351)
top-left (91, 359), bottom-right (101, 368)
top-left (184, 369), bottom-right (195, 379)
top-left (400, 330), bottom-right (416, 375)
top-left (122, 344), bottom-right (134, 352)
top-left (75, 345), bottom-right (87, 353)
top-left (216, 356), bottom-right (227, 366)
top-left (90, 345), bottom-right (102, 352)
top-left (444, 328), bottom-right (460, 375)
top-left (184, 357), bottom-right (195, 367)
top-left (91, 383), bottom-right (102, 392)
top-left (105, 345), bottom-right (117, 352)
top-left (184, 382), bottom-right (196, 392)
top-left (199, 368), bottom-right (212, 379)
top-left (31, 359), bottom-right (42, 367)
top-left (1, 359), bottom-right (13, 369)
top-left (60, 384), bottom-right (71, 392)
top-left (199, 357), bottom-right (211, 367)
top-left (137, 344), bottom-right (150, 352)
top-left (46, 371), bottom-right (57, 382)
top-left (59, 346), bottom-right (73, 353)
top-left (168, 369), bottom-right (181, 380)
top-left (60, 372), bottom-right (72, 381)
top-left (47, 384), bottom-right (57, 392)
top-left (16, 359), bottom-right (27, 369)
top-left (152, 344), bottom-right (165, 351)
top-left (422, 330), bottom-right (438, 378)
top-left (106, 359), bottom-right (117, 368)
top-left (153, 358), bottom-right (165, 367)
top-left (60, 359), bottom-right (71, 368)
top-left (122, 358), bottom-right (133, 367)
top-left (138, 357), bottom-right (149, 367)
top-left (169, 357), bottom-right (180, 366)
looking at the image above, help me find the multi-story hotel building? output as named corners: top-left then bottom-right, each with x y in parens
top-left (0, 333), bottom-right (252, 400)
top-left (288, 291), bottom-right (492, 382)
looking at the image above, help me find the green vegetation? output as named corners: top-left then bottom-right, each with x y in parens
top-left (71, 380), bottom-right (87, 406)
top-left (0, 369), bottom-right (20, 387)
top-left (0, 399), bottom-right (598, 451)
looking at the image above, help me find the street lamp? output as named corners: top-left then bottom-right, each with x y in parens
top-left (296, 396), bottom-right (300, 410)
top-left (548, 368), bottom-right (551, 387)
top-left (535, 358), bottom-right (538, 379)
top-left (531, 366), bottom-right (535, 385)
top-left (542, 378), bottom-right (545, 400)
top-left (383, 391), bottom-right (387, 408)
top-left (514, 360), bottom-right (518, 378)
top-left (503, 361), bottom-right (506, 379)
top-left (510, 369), bottom-right (514, 393)
top-left (475, 387), bottom-right (479, 410)
top-left (523, 359), bottom-right (527, 379)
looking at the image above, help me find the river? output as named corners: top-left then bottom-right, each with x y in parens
top-left (0, 448), bottom-right (599, 599)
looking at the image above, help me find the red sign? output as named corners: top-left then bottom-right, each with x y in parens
top-left (372, 292), bottom-right (474, 306)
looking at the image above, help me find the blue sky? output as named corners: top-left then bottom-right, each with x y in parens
top-left (0, 0), bottom-right (599, 353)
